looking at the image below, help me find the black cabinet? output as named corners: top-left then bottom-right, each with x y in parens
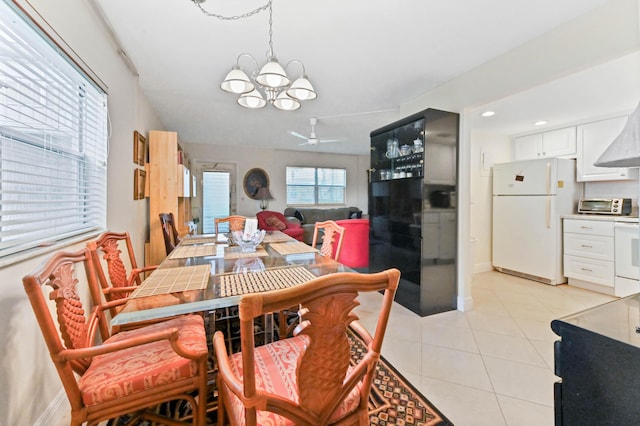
top-left (369, 109), bottom-right (459, 316)
top-left (552, 295), bottom-right (640, 424)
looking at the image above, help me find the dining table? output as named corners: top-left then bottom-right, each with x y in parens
top-left (111, 230), bottom-right (353, 330)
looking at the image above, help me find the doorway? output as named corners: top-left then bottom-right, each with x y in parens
top-left (202, 170), bottom-right (231, 233)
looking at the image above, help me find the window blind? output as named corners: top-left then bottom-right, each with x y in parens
top-left (286, 166), bottom-right (346, 205)
top-left (0, 1), bottom-right (108, 257)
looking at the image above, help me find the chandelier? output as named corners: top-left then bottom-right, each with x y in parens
top-left (192, 0), bottom-right (317, 111)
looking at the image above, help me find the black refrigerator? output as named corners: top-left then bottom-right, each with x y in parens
top-left (369, 109), bottom-right (459, 316)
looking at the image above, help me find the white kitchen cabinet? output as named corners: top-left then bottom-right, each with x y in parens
top-left (514, 127), bottom-right (576, 160)
top-left (563, 218), bottom-right (615, 295)
top-left (576, 116), bottom-right (638, 182)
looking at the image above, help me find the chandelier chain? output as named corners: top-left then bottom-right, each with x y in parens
top-left (267, 1), bottom-right (274, 57)
top-left (191, 0), bottom-right (271, 21)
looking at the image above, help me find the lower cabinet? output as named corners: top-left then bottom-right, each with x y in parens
top-left (563, 218), bottom-right (615, 295)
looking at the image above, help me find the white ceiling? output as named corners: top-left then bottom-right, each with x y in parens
top-left (92, 0), bottom-right (630, 156)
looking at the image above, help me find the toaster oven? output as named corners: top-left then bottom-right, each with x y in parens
top-left (578, 198), bottom-right (632, 215)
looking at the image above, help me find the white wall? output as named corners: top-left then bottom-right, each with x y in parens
top-left (469, 131), bottom-right (512, 272)
top-left (0, 0), bottom-right (164, 424)
top-left (182, 142), bottom-right (370, 220)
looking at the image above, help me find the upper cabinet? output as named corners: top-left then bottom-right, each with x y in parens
top-left (576, 116), bottom-right (638, 182)
top-left (514, 127), bottom-right (576, 160)
top-left (370, 117), bottom-right (425, 182)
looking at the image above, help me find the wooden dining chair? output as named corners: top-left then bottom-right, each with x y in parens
top-left (87, 231), bottom-right (157, 318)
top-left (22, 248), bottom-right (209, 426)
top-left (213, 268), bottom-right (400, 426)
top-left (159, 212), bottom-right (180, 255)
top-left (214, 215), bottom-right (247, 234)
top-left (312, 220), bottom-right (346, 261)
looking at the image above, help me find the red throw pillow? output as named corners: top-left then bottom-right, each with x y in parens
top-left (265, 216), bottom-right (287, 231)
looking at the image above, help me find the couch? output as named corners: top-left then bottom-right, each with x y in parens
top-left (283, 207), bottom-right (362, 245)
top-left (256, 210), bottom-right (304, 241)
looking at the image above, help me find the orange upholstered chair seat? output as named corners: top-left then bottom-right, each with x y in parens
top-left (78, 314), bottom-right (207, 406)
top-left (225, 335), bottom-right (362, 425)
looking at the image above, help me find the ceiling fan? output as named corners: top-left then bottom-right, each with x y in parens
top-left (289, 117), bottom-right (341, 146)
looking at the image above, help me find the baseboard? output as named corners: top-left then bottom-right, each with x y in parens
top-left (457, 295), bottom-right (473, 312)
top-left (34, 388), bottom-right (67, 426)
top-left (474, 262), bottom-right (493, 273)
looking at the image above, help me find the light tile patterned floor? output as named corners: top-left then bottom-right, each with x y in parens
top-left (355, 270), bottom-right (616, 426)
top-left (54, 270), bottom-right (615, 426)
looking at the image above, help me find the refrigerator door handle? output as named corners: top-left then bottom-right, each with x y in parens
top-left (546, 161), bottom-right (551, 195)
top-left (546, 195), bottom-right (551, 229)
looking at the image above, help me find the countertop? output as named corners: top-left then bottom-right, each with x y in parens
top-left (562, 213), bottom-right (639, 223)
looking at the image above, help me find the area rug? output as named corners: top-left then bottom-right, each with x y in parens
top-left (107, 328), bottom-right (453, 425)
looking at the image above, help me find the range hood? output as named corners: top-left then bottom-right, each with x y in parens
top-left (594, 101), bottom-right (640, 167)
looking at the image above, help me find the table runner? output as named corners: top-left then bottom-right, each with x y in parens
top-left (169, 244), bottom-right (219, 259)
top-left (223, 246), bottom-right (268, 259)
top-left (270, 242), bottom-right (319, 255)
top-left (218, 266), bottom-right (317, 297)
top-left (181, 235), bottom-right (217, 245)
top-left (262, 231), bottom-right (295, 243)
top-left (130, 264), bottom-right (211, 298)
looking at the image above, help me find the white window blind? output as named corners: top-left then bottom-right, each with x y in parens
top-left (202, 171), bottom-right (230, 233)
top-left (0, 1), bottom-right (108, 257)
top-left (286, 166), bottom-right (346, 205)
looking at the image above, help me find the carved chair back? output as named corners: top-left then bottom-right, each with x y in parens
top-left (214, 215), bottom-right (247, 234)
top-left (312, 220), bottom-right (346, 261)
top-left (87, 231), bottom-right (157, 317)
top-left (214, 268), bottom-right (400, 426)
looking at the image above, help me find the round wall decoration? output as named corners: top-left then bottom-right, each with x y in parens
top-left (243, 168), bottom-right (269, 199)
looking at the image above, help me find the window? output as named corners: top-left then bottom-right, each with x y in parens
top-left (286, 167), bottom-right (346, 205)
top-left (0, 1), bottom-right (108, 258)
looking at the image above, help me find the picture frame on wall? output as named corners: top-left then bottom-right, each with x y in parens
top-left (134, 168), bottom-right (146, 200)
top-left (133, 130), bottom-right (146, 166)
top-left (243, 168), bottom-right (269, 199)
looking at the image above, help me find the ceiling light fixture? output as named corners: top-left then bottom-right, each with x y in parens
top-left (534, 120), bottom-right (548, 126)
top-left (481, 111), bottom-right (495, 117)
top-left (193, 0), bottom-right (316, 111)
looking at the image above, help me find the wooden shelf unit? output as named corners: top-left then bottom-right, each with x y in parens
top-left (148, 130), bottom-right (192, 266)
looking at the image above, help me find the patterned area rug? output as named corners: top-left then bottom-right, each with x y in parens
top-left (107, 328), bottom-right (452, 425)
top-left (349, 329), bottom-right (453, 426)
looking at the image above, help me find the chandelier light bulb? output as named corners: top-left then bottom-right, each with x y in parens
top-left (256, 58), bottom-right (290, 89)
top-left (220, 66), bottom-right (253, 94)
top-left (238, 89), bottom-right (266, 109)
top-left (287, 75), bottom-right (316, 101)
top-left (273, 91), bottom-right (300, 111)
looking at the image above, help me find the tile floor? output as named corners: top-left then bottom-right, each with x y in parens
top-left (355, 270), bottom-right (616, 426)
top-left (55, 270), bottom-right (615, 426)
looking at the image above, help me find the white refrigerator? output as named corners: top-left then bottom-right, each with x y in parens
top-left (492, 158), bottom-right (582, 284)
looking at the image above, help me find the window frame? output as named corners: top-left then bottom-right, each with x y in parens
top-left (285, 166), bottom-right (347, 206)
top-left (0, 0), bottom-right (108, 264)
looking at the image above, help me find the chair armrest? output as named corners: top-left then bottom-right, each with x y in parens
top-left (103, 285), bottom-right (138, 295)
top-left (285, 217), bottom-right (301, 226)
top-left (59, 327), bottom-right (180, 362)
top-left (60, 325), bottom-right (207, 362)
top-left (128, 265), bottom-right (158, 286)
top-left (285, 217), bottom-right (302, 229)
top-left (212, 331), bottom-right (245, 399)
